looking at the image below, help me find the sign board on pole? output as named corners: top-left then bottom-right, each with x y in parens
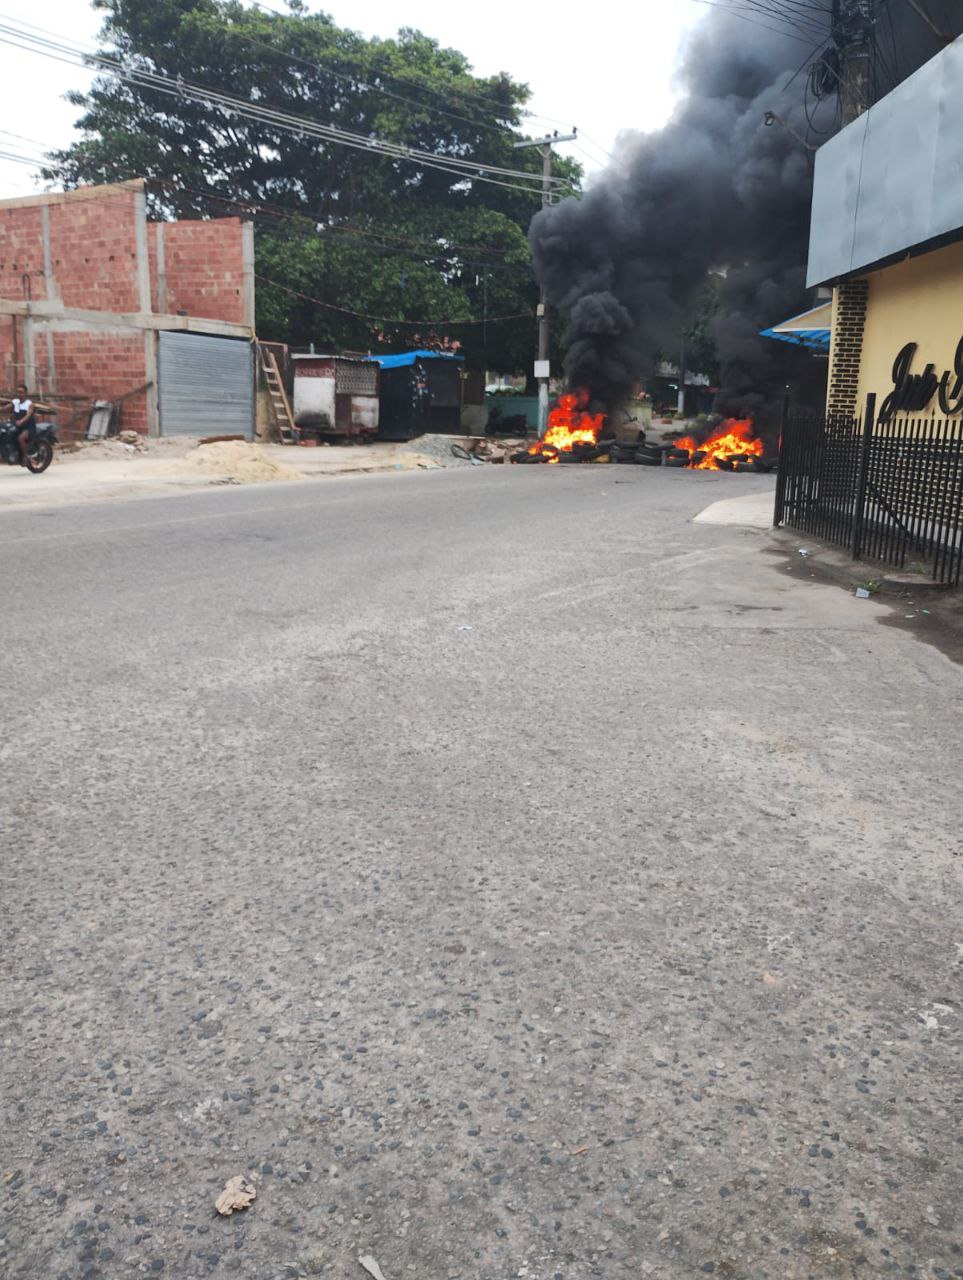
top-left (534, 360), bottom-right (550, 379)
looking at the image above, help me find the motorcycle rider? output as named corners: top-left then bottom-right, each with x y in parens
top-left (2, 384), bottom-right (36, 465)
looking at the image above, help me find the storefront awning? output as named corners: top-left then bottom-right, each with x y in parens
top-left (760, 301), bottom-right (832, 353)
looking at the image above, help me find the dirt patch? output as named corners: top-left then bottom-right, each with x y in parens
top-left (164, 441), bottom-right (302, 484)
top-left (57, 436), bottom-right (198, 463)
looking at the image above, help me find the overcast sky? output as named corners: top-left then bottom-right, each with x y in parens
top-left (0, 0), bottom-right (706, 198)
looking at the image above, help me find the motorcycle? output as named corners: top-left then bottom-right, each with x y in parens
top-left (0, 419), bottom-right (57, 473)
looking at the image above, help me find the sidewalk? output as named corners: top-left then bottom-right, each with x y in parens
top-left (692, 486), bottom-right (776, 528)
top-left (0, 435), bottom-right (518, 511)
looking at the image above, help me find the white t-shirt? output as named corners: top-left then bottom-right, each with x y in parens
top-left (12, 398), bottom-right (33, 418)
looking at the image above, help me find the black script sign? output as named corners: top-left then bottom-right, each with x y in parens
top-left (880, 337), bottom-right (963, 421)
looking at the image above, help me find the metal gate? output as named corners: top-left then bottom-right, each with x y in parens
top-left (775, 396), bottom-right (963, 585)
top-left (158, 332), bottom-right (254, 438)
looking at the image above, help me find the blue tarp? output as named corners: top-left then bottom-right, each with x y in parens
top-left (365, 350), bottom-right (465, 369)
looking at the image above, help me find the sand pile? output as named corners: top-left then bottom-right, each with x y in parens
top-left (169, 441), bottom-right (301, 484)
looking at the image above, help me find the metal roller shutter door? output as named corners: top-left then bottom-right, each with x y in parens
top-left (158, 332), bottom-right (254, 438)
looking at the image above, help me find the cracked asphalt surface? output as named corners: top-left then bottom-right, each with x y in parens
top-left (1, 465), bottom-right (961, 1280)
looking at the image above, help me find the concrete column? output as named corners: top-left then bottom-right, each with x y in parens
top-left (241, 221), bottom-right (256, 330)
top-left (41, 205), bottom-right (55, 300)
top-left (145, 330), bottom-right (160, 437)
top-left (154, 223), bottom-right (167, 316)
top-left (41, 205), bottom-right (57, 393)
top-left (133, 189), bottom-right (152, 315)
top-left (22, 316), bottom-right (36, 390)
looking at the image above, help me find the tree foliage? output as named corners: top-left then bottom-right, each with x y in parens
top-left (44, 0), bottom-right (580, 369)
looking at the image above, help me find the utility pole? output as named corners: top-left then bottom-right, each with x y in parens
top-left (515, 128), bottom-right (577, 434)
top-left (677, 332), bottom-right (687, 419)
top-left (833, 0), bottom-right (876, 124)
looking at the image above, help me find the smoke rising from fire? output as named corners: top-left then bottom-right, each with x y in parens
top-left (529, 3), bottom-right (963, 422)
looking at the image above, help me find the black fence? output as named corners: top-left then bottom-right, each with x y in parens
top-left (774, 394), bottom-right (963, 585)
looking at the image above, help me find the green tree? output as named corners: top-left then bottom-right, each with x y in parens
top-left (43, 0), bottom-right (580, 370)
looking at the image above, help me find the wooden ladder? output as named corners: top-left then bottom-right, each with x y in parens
top-left (258, 344), bottom-right (296, 444)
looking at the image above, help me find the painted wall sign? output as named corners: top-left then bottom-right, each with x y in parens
top-left (879, 337), bottom-right (963, 421)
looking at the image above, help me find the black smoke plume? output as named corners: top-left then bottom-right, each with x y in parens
top-left (530, 2), bottom-right (963, 424)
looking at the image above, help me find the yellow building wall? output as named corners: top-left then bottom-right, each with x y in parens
top-left (857, 238), bottom-right (963, 413)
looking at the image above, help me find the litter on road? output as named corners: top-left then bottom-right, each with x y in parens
top-left (214, 1175), bottom-right (257, 1216)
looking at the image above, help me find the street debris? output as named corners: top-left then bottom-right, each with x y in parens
top-left (215, 1174), bottom-right (257, 1216)
top-left (401, 434), bottom-right (524, 470)
top-left (918, 1003), bottom-right (955, 1031)
top-left (797, 549), bottom-right (810, 557)
top-left (855, 587), bottom-right (871, 598)
top-left (570, 1146), bottom-right (589, 1156)
top-left (762, 972), bottom-right (781, 986)
top-left (359, 1255), bottom-right (388, 1280)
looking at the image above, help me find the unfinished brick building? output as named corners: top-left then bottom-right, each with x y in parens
top-left (0, 180), bottom-right (256, 437)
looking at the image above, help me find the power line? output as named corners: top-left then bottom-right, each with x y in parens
top-left (0, 150), bottom-right (47, 167)
top-left (254, 272), bottom-right (531, 327)
top-left (243, 0), bottom-right (571, 131)
top-left (0, 20), bottom-right (565, 198)
top-left (573, 131), bottom-right (628, 171)
top-left (144, 177), bottom-right (529, 261)
top-left (207, 7), bottom-right (518, 137)
top-left (0, 118), bottom-right (534, 264)
top-left (736, 0), bottom-right (829, 38)
top-left (688, 0), bottom-right (826, 41)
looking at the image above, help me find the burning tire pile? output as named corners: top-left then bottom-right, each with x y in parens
top-left (511, 391), bottom-right (779, 473)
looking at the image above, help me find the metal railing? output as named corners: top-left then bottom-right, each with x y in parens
top-left (775, 394), bottom-right (963, 585)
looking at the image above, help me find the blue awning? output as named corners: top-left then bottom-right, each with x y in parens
top-left (365, 350), bottom-right (465, 369)
top-left (760, 301), bottom-right (832, 353)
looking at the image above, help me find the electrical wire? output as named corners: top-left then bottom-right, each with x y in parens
top-left (0, 160), bottom-right (534, 326)
top-left (243, 0), bottom-right (574, 132)
top-left (0, 118), bottom-right (535, 265)
top-left (735, 0), bottom-right (829, 39)
top-left (575, 131), bottom-right (627, 170)
top-left (201, 9), bottom-right (519, 136)
top-left (0, 21), bottom-right (564, 197)
top-left (254, 273), bottom-right (531, 326)
top-left (686, 1), bottom-right (822, 43)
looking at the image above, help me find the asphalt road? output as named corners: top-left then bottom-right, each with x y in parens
top-left (2, 466), bottom-right (960, 1280)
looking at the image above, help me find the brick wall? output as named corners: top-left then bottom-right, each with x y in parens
top-left (0, 187), bottom-right (250, 324)
top-left (47, 188), bottom-right (144, 313)
top-left (0, 313), bottom-right (20, 387)
top-left (827, 278), bottom-right (869, 418)
top-left (35, 327), bottom-right (149, 435)
top-left (153, 218), bottom-right (250, 324)
top-left (0, 185), bottom-right (144, 314)
top-left (0, 203), bottom-right (45, 307)
top-left (0, 183), bottom-right (251, 434)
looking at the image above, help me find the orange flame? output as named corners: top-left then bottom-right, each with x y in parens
top-left (529, 390), bottom-right (605, 463)
top-left (675, 418), bottom-right (763, 470)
